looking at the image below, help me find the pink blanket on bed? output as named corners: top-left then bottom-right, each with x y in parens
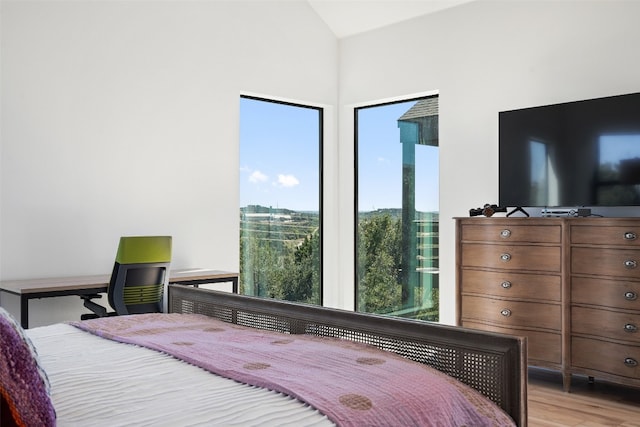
top-left (70, 313), bottom-right (514, 426)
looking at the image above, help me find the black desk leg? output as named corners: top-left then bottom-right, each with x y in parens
top-left (21, 296), bottom-right (29, 329)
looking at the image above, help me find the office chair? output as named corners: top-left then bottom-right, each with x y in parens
top-left (81, 236), bottom-right (172, 319)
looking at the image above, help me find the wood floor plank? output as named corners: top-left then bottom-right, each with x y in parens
top-left (528, 369), bottom-right (640, 427)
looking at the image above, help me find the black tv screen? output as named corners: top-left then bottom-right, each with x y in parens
top-left (499, 92), bottom-right (640, 209)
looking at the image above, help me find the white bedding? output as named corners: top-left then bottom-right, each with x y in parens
top-left (26, 324), bottom-right (334, 427)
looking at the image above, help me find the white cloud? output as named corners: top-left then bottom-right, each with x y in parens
top-left (249, 170), bottom-right (268, 183)
top-left (277, 174), bottom-right (299, 188)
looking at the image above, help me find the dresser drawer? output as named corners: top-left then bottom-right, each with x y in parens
top-left (572, 225), bottom-right (640, 246)
top-left (461, 269), bottom-right (561, 301)
top-left (572, 336), bottom-right (640, 379)
top-left (572, 276), bottom-right (640, 311)
top-left (572, 307), bottom-right (640, 344)
top-left (461, 224), bottom-right (561, 244)
top-left (461, 243), bottom-right (561, 272)
top-left (463, 321), bottom-right (561, 364)
top-left (572, 247), bottom-right (640, 278)
top-left (461, 295), bottom-right (561, 330)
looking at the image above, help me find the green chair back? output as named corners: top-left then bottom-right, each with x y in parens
top-left (108, 236), bottom-right (172, 315)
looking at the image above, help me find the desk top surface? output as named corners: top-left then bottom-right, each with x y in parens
top-left (0, 268), bottom-right (238, 294)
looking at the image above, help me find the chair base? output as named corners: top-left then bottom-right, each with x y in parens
top-left (81, 294), bottom-right (109, 318)
top-left (80, 313), bottom-right (99, 320)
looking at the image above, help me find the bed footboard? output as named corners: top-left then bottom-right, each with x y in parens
top-left (168, 285), bottom-right (527, 426)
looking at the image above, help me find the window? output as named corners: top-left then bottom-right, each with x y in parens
top-left (529, 139), bottom-right (558, 206)
top-left (355, 96), bottom-right (439, 321)
top-left (597, 134), bottom-right (640, 204)
top-left (239, 96), bottom-right (322, 304)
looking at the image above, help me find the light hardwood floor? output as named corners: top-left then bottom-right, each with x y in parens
top-left (528, 369), bottom-right (640, 426)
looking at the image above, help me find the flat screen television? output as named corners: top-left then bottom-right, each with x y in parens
top-left (499, 92), bottom-right (640, 215)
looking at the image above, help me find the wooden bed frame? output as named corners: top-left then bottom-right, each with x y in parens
top-left (169, 285), bottom-right (528, 426)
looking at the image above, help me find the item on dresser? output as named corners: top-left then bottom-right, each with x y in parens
top-left (469, 203), bottom-right (508, 217)
top-left (506, 206), bottom-right (530, 217)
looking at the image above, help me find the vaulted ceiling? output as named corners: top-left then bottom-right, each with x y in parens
top-left (307, 0), bottom-right (475, 38)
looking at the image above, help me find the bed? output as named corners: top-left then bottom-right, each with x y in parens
top-left (2, 284), bottom-right (527, 426)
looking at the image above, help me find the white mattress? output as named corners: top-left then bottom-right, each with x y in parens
top-left (27, 324), bottom-right (334, 427)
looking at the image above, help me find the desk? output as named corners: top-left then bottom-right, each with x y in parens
top-left (0, 268), bottom-right (238, 328)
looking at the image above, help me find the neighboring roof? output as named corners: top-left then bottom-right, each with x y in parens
top-left (398, 97), bottom-right (439, 147)
top-left (398, 97), bottom-right (439, 121)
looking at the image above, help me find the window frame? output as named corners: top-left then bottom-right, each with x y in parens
top-left (239, 94), bottom-right (324, 305)
top-left (353, 95), bottom-right (439, 317)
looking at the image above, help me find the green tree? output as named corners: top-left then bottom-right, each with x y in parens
top-left (240, 234), bottom-right (279, 296)
top-left (272, 232), bottom-right (320, 304)
top-left (357, 214), bottom-right (403, 313)
top-left (241, 219), bottom-right (320, 304)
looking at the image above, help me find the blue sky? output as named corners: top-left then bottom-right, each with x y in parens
top-left (357, 101), bottom-right (439, 212)
top-left (240, 97), bottom-right (439, 212)
top-left (600, 134), bottom-right (640, 166)
top-left (240, 98), bottom-right (320, 211)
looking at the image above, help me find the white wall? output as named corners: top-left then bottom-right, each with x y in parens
top-left (0, 0), bottom-right (338, 326)
top-left (338, 0), bottom-right (640, 324)
top-left (4, 0), bottom-right (640, 328)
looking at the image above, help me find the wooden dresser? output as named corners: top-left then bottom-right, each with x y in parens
top-left (569, 218), bottom-right (640, 389)
top-left (456, 217), bottom-right (640, 391)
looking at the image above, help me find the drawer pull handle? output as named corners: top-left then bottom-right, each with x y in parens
top-left (501, 281), bottom-right (512, 289)
top-left (500, 229), bottom-right (511, 238)
top-left (624, 357), bottom-right (638, 367)
top-left (500, 253), bottom-right (512, 262)
top-left (625, 291), bottom-right (638, 301)
top-left (624, 260), bottom-right (638, 269)
top-left (624, 232), bottom-right (637, 240)
top-left (624, 323), bottom-right (638, 333)
top-left (500, 309), bottom-right (512, 317)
